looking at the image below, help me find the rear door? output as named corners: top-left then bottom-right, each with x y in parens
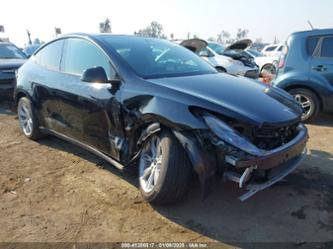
top-left (310, 36), bottom-right (333, 109)
top-left (30, 39), bottom-right (66, 131)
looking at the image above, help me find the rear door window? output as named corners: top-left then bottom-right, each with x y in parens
top-left (307, 36), bottom-right (320, 56)
top-left (320, 37), bottom-right (333, 58)
top-left (34, 40), bottom-right (64, 71)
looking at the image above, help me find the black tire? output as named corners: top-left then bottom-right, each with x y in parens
top-left (17, 97), bottom-right (42, 140)
top-left (289, 88), bottom-right (320, 123)
top-left (138, 130), bottom-right (191, 204)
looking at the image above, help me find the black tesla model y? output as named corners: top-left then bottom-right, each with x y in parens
top-left (15, 34), bottom-right (308, 204)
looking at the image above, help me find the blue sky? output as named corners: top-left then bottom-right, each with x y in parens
top-left (1, 0), bottom-right (333, 46)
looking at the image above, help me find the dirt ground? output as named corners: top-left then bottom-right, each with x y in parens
top-left (0, 99), bottom-right (332, 247)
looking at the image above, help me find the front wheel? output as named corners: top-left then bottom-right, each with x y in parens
top-left (138, 130), bottom-right (191, 204)
top-left (289, 88), bottom-right (320, 122)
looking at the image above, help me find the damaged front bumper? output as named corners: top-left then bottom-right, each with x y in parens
top-left (238, 148), bottom-right (307, 201)
top-left (174, 123), bottom-right (308, 201)
top-left (225, 123), bottom-right (308, 169)
top-left (223, 124), bottom-right (308, 200)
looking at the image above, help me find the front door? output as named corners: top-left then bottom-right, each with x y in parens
top-left (55, 37), bottom-right (125, 159)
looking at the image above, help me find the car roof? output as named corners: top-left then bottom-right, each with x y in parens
top-left (61, 33), bottom-right (154, 40)
top-left (290, 28), bottom-right (333, 37)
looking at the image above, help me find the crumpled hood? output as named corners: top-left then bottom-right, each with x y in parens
top-left (180, 39), bottom-right (208, 53)
top-left (0, 58), bottom-right (26, 70)
top-left (148, 73), bottom-right (302, 126)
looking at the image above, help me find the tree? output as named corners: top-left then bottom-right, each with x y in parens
top-left (254, 37), bottom-right (263, 44)
top-left (236, 28), bottom-right (249, 40)
top-left (217, 30), bottom-right (231, 44)
top-left (33, 38), bottom-right (41, 44)
top-left (134, 21), bottom-right (167, 39)
top-left (99, 18), bottom-right (112, 33)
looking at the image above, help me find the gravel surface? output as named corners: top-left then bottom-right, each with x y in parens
top-left (0, 100), bottom-right (332, 247)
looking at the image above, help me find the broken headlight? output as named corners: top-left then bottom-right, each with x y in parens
top-left (202, 113), bottom-right (263, 157)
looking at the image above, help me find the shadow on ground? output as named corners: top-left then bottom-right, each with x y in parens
top-left (311, 113), bottom-right (333, 127)
top-left (0, 100), bottom-right (15, 116)
top-left (38, 134), bottom-right (333, 245)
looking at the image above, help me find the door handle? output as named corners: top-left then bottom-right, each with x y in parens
top-left (312, 65), bottom-right (327, 72)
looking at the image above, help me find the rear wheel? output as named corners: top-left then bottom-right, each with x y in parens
top-left (289, 88), bottom-right (320, 122)
top-left (17, 97), bottom-right (42, 140)
top-left (138, 130), bottom-right (191, 204)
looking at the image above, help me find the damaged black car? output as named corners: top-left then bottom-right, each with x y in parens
top-left (15, 34), bottom-right (308, 204)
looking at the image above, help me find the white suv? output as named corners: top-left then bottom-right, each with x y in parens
top-left (262, 43), bottom-right (284, 57)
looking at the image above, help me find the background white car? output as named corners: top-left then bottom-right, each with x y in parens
top-left (262, 43), bottom-right (284, 57)
top-left (245, 49), bottom-right (279, 74)
top-left (181, 39), bottom-right (259, 79)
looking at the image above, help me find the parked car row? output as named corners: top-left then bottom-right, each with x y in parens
top-left (180, 39), bottom-right (260, 78)
top-left (179, 38), bottom-right (279, 78)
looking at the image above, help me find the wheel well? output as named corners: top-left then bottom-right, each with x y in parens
top-left (260, 63), bottom-right (274, 72)
top-left (284, 85), bottom-right (323, 110)
top-left (15, 92), bottom-right (28, 105)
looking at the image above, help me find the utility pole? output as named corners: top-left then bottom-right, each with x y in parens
top-left (26, 30), bottom-right (32, 45)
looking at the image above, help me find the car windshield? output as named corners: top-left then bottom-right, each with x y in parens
top-left (208, 43), bottom-right (225, 55)
top-left (247, 49), bottom-right (263, 57)
top-left (102, 36), bottom-right (217, 79)
top-left (0, 44), bottom-right (26, 59)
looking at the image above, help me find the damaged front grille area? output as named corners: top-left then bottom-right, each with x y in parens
top-left (252, 122), bottom-right (299, 150)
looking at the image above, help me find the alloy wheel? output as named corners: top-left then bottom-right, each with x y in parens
top-left (18, 101), bottom-right (33, 136)
top-left (139, 135), bottom-right (163, 193)
top-left (294, 94), bottom-right (313, 120)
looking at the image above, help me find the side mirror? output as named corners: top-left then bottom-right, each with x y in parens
top-left (81, 66), bottom-right (109, 83)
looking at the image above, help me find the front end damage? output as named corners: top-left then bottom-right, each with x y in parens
top-left (173, 113), bottom-right (308, 201)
